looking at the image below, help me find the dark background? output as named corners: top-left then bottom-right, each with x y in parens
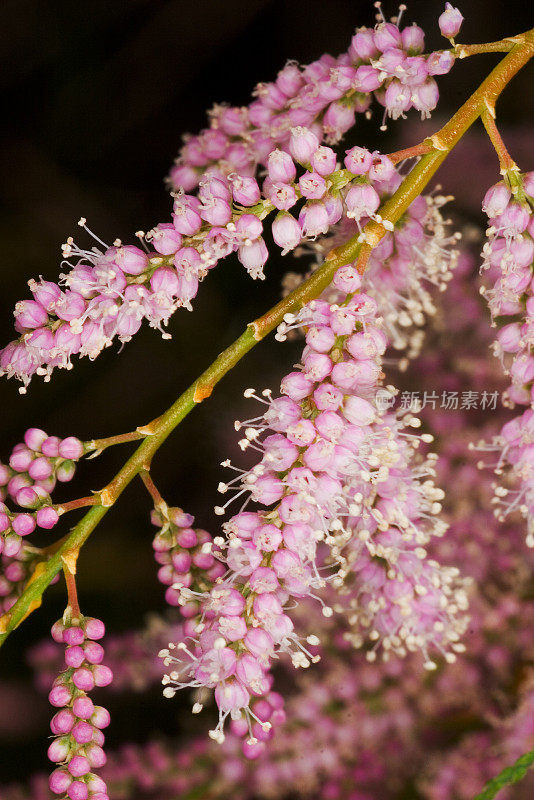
top-left (0, 0), bottom-right (532, 784)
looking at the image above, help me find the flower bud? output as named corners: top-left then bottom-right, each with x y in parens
top-left (438, 3), bottom-right (464, 38)
top-left (272, 213), bottom-right (302, 255)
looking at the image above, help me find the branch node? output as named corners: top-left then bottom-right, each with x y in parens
top-left (427, 134), bottom-right (448, 152)
top-left (61, 550), bottom-right (79, 576)
top-left (193, 382), bottom-right (213, 403)
top-left (248, 320), bottom-right (263, 341)
top-left (364, 226), bottom-right (385, 248)
top-left (483, 98), bottom-right (496, 118)
top-left (100, 488), bottom-right (115, 507)
top-left (0, 613), bottom-right (11, 634)
top-left (136, 423), bottom-right (157, 436)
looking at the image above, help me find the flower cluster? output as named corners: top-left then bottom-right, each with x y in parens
top-left (159, 256), bottom-right (468, 749)
top-left (307, 185), bottom-right (460, 362)
top-left (48, 615), bottom-right (112, 800)
top-left (0, 545), bottom-right (53, 615)
top-left (151, 505), bottom-right (225, 610)
top-left (0, 428), bottom-right (84, 557)
top-left (169, 4), bottom-right (458, 194)
top-left (29, 614), bottom-right (184, 694)
top-left (0, 6), bottom-right (461, 392)
top-left (478, 172), bottom-right (534, 545)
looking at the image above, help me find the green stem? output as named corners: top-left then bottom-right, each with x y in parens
top-left (1, 29), bottom-right (533, 648)
top-left (473, 746), bottom-right (534, 799)
top-left (139, 469), bottom-right (167, 510)
top-left (63, 563), bottom-right (81, 619)
top-left (84, 430), bottom-right (144, 454)
top-left (480, 108), bottom-right (518, 172)
top-left (455, 36), bottom-right (524, 58)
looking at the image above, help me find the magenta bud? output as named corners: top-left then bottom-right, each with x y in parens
top-left (235, 214), bottom-right (263, 241)
top-left (91, 729), bottom-right (105, 747)
top-left (49, 768), bottom-right (72, 794)
top-left (289, 126), bottom-right (319, 163)
top-left (28, 456), bottom-right (54, 480)
top-left (333, 264), bottom-right (362, 294)
top-left (50, 708), bottom-right (75, 735)
top-left (49, 684), bottom-right (72, 707)
top-left (230, 175), bottom-right (261, 206)
top-left (83, 641), bottom-right (104, 664)
top-left (93, 665), bottom-right (113, 687)
top-left (0, 465), bottom-right (10, 486)
top-left (56, 459), bottom-right (76, 482)
top-left (0, 512), bottom-right (10, 533)
top-left (171, 551), bottom-right (191, 572)
top-left (164, 587), bottom-right (180, 606)
top-left (36, 506), bottom-right (60, 529)
top-left (72, 721), bottom-right (94, 744)
top-left (172, 200), bottom-right (202, 235)
top-left (344, 146), bottom-right (372, 175)
top-left (86, 774), bottom-right (107, 793)
top-left (402, 23), bottom-right (425, 53)
top-left (280, 371), bottom-right (314, 402)
top-left (63, 626), bottom-right (85, 646)
top-left (15, 486), bottom-right (40, 509)
top-left (42, 436), bottom-right (61, 457)
top-left (272, 212), bottom-right (302, 255)
top-left (59, 437), bottom-right (84, 460)
top-left (150, 266), bottom-right (180, 296)
top-left (12, 513), bottom-right (36, 536)
top-left (242, 739), bottom-right (265, 760)
top-left (345, 182), bottom-right (380, 221)
top-left (168, 163), bottom-right (199, 192)
top-left (237, 238), bottom-right (268, 277)
top-left (150, 223), bottom-right (183, 256)
top-left (24, 427), bottom-right (48, 451)
top-left (438, 2), bottom-right (463, 38)
top-left (192, 551), bottom-right (214, 569)
top-left (86, 743), bottom-right (107, 769)
top-left (68, 755), bottom-right (91, 777)
top-left (48, 736), bottom-right (71, 763)
top-left (168, 507), bottom-right (194, 527)
top-left (73, 668), bottom-right (95, 692)
top-left (14, 299), bottom-right (48, 329)
top-left (323, 100), bottom-right (355, 140)
top-left (176, 529), bottom-right (198, 548)
top-left (91, 706), bottom-right (111, 729)
top-left (73, 696), bottom-right (95, 719)
top-left (298, 202), bottom-right (329, 237)
top-left (298, 171), bottom-right (326, 200)
top-left (84, 617), bottom-right (105, 640)
top-left (3, 533), bottom-right (23, 557)
top-left (37, 475), bottom-right (57, 494)
top-left (108, 244), bottom-right (148, 276)
top-left (8, 475), bottom-right (31, 500)
top-left (310, 145), bottom-right (337, 176)
top-left (9, 447), bottom-right (34, 472)
top-left (65, 645), bottom-right (86, 668)
top-left (411, 79), bottom-right (439, 118)
top-left (67, 781), bottom-right (89, 800)
top-left (427, 50), bottom-right (455, 76)
top-left (267, 149), bottom-right (296, 183)
top-left (482, 182), bottom-right (511, 217)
